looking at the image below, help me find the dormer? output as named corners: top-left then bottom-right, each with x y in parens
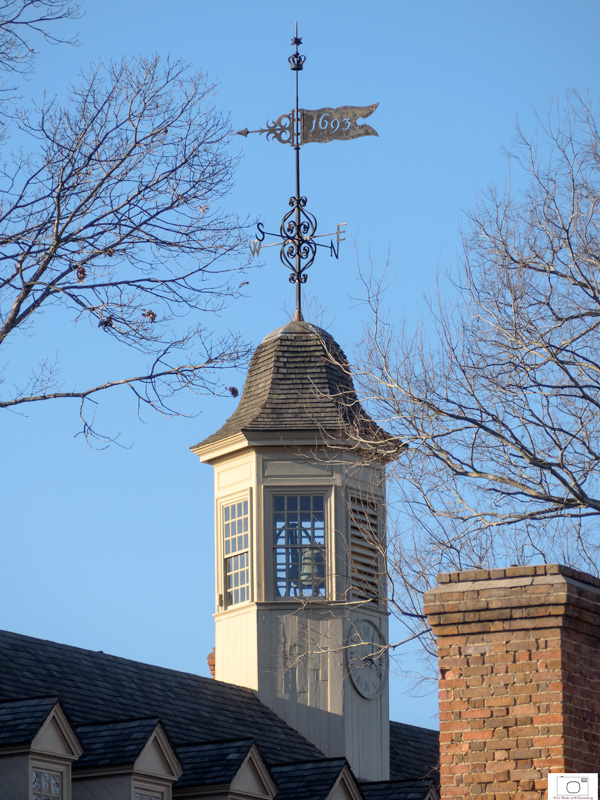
top-left (270, 758), bottom-right (364, 800)
top-left (0, 696), bottom-right (82, 800)
top-left (173, 738), bottom-right (276, 800)
top-left (72, 718), bottom-right (182, 800)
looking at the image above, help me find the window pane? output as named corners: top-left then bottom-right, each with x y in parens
top-left (274, 513), bottom-right (285, 530)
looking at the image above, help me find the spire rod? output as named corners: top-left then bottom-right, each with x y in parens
top-left (240, 28), bottom-right (378, 317)
top-left (286, 23), bottom-right (313, 319)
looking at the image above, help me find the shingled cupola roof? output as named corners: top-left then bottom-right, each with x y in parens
top-left (192, 320), bottom-right (396, 455)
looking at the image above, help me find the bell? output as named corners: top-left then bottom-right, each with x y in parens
top-left (300, 548), bottom-right (325, 591)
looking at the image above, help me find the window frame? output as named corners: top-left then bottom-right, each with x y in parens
top-left (133, 788), bottom-right (165, 800)
top-left (268, 487), bottom-right (332, 601)
top-left (218, 490), bottom-right (252, 610)
top-left (30, 760), bottom-right (70, 800)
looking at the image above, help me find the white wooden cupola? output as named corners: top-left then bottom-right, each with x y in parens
top-left (191, 319), bottom-right (398, 781)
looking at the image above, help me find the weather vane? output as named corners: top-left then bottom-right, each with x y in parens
top-left (238, 23), bottom-right (379, 320)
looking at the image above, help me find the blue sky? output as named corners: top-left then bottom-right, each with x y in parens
top-left (2, 0), bottom-right (600, 729)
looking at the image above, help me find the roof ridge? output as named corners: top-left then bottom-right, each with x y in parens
top-left (390, 720), bottom-right (438, 733)
top-left (0, 628), bottom-right (252, 692)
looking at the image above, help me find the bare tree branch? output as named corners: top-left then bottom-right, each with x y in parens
top-left (350, 93), bottom-right (600, 666)
top-left (0, 52), bottom-right (252, 441)
top-left (0, 0), bottom-right (79, 75)
top-left (0, 0), bottom-right (80, 129)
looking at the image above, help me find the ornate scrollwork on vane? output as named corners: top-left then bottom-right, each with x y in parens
top-left (264, 113), bottom-right (294, 145)
top-left (236, 113), bottom-right (296, 146)
top-left (279, 196), bottom-right (317, 283)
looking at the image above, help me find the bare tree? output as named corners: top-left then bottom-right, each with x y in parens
top-left (351, 94), bottom-right (600, 659)
top-left (0, 53), bottom-right (251, 441)
top-left (0, 0), bottom-right (79, 116)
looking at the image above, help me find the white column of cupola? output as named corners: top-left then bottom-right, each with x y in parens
top-left (191, 320), bottom-right (397, 782)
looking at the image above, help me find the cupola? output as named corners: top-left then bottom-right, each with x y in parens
top-left (191, 318), bottom-right (395, 781)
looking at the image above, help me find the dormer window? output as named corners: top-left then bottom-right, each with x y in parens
top-left (33, 768), bottom-right (62, 799)
top-left (274, 494), bottom-right (325, 598)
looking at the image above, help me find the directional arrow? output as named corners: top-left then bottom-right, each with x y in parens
top-left (235, 113), bottom-right (295, 145)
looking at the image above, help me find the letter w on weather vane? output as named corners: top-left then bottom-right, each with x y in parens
top-left (237, 24), bottom-right (379, 321)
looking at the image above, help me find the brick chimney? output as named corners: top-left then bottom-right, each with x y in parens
top-left (207, 647), bottom-right (216, 679)
top-left (424, 564), bottom-right (600, 798)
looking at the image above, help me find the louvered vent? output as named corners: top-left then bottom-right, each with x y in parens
top-left (349, 494), bottom-right (380, 603)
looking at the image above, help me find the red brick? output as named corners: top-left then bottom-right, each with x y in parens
top-left (425, 565), bottom-right (600, 799)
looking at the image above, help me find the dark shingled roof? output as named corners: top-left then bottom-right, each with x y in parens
top-left (360, 779), bottom-right (437, 800)
top-left (389, 721), bottom-right (439, 784)
top-left (0, 630), bottom-right (440, 796)
top-left (0, 696), bottom-right (59, 747)
top-left (174, 738), bottom-right (255, 788)
top-left (74, 717), bottom-right (163, 770)
top-left (269, 758), bottom-right (352, 800)
top-left (0, 629), bottom-right (322, 768)
top-left (194, 320), bottom-right (388, 450)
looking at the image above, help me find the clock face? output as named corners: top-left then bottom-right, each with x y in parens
top-left (346, 619), bottom-right (387, 700)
